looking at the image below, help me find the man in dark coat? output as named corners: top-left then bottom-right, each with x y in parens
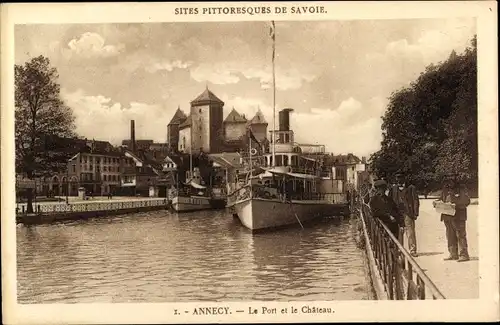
top-left (369, 179), bottom-right (403, 238)
top-left (389, 173), bottom-right (420, 257)
top-left (440, 177), bottom-right (471, 262)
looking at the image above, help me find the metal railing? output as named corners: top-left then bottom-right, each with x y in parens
top-left (360, 201), bottom-right (445, 300)
top-left (16, 198), bottom-right (168, 215)
top-left (227, 184), bottom-right (347, 205)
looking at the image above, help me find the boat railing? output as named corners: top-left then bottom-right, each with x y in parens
top-left (359, 200), bottom-right (446, 300)
top-left (227, 183), bottom-right (347, 204)
top-left (288, 192), bottom-right (347, 203)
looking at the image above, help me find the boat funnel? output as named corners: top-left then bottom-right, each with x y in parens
top-left (279, 108), bottom-right (294, 131)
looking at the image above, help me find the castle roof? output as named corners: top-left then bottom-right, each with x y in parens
top-left (179, 114), bottom-right (192, 129)
top-left (168, 107), bottom-right (187, 125)
top-left (191, 87), bottom-right (224, 106)
top-left (249, 109), bottom-right (268, 125)
top-left (224, 108), bottom-right (247, 123)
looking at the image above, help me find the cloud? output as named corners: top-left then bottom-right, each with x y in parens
top-left (243, 67), bottom-right (317, 91)
top-left (219, 94), bottom-right (385, 156)
top-left (383, 22), bottom-right (475, 67)
top-left (61, 89), bottom-right (171, 145)
top-left (63, 88), bottom-right (384, 156)
top-left (190, 64), bottom-right (241, 85)
top-left (292, 97), bottom-right (385, 156)
top-left (190, 62), bottom-right (316, 90)
top-left (16, 20), bottom-right (476, 158)
top-left (219, 95), bottom-right (273, 123)
top-left (63, 32), bottom-right (124, 59)
top-left (146, 60), bottom-right (193, 73)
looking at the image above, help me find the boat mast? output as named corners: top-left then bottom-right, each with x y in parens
top-left (249, 128), bottom-right (253, 177)
top-left (189, 133), bottom-right (193, 182)
top-left (270, 20), bottom-right (276, 167)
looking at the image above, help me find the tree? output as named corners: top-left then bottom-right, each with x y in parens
top-left (370, 36), bottom-right (477, 195)
top-left (436, 36), bottom-right (478, 194)
top-left (15, 55), bottom-right (76, 212)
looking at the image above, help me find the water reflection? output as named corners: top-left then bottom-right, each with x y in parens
top-left (17, 210), bottom-right (369, 303)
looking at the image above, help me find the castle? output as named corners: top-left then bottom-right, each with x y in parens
top-left (167, 87), bottom-right (269, 154)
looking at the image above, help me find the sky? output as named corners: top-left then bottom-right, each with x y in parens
top-left (15, 19), bottom-right (476, 156)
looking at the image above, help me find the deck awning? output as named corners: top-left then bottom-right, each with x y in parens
top-left (185, 180), bottom-right (206, 189)
top-left (300, 156), bottom-right (318, 162)
top-left (287, 172), bottom-right (319, 180)
top-left (267, 169), bottom-right (319, 180)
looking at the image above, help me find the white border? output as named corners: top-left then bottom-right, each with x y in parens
top-left (1, 1), bottom-right (498, 323)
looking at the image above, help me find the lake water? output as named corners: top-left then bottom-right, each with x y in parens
top-left (17, 210), bottom-right (371, 303)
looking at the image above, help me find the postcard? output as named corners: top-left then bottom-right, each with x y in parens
top-left (1, 1), bottom-right (498, 324)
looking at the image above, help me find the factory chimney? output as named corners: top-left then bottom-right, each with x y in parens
top-left (130, 120), bottom-right (136, 153)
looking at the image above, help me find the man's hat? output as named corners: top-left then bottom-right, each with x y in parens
top-left (373, 179), bottom-right (388, 188)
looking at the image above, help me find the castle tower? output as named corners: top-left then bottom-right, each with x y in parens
top-left (167, 106), bottom-right (187, 152)
top-left (189, 87), bottom-right (224, 153)
top-left (223, 108), bottom-right (247, 141)
top-left (248, 108), bottom-right (268, 143)
top-left (178, 113), bottom-right (192, 153)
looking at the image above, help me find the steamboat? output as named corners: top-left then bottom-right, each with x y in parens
top-left (226, 108), bottom-right (348, 230)
top-left (225, 21), bottom-right (347, 230)
top-left (169, 153), bottom-right (226, 213)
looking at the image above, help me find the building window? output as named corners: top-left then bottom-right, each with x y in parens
top-left (103, 175), bottom-right (107, 181)
top-left (104, 166), bottom-right (107, 172)
top-left (199, 108), bottom-right (202, 113)
top-left (72, 165), bottom-right (76, 173)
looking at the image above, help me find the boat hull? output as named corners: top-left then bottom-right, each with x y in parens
top-left (233, 198), bottom-right (346, 230)
top-left (171, 195), bottom-right (214, 212)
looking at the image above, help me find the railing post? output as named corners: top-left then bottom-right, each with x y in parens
top-left (393, 247), bottom-right (403, 299)
top-left (407, 262), bottom-right (415, 299)
top-left (417, 276), bottom-right (426, 299)
top-left (385, 238), bottom-right (394, 299)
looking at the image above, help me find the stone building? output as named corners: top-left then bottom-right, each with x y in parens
top-left (177, 87), bottom-right (225, 154)
top-left (167, 107), bottom-right (188, 152)
top-left (223, 108), bottom-right (248, 141)
top-left (169, 88), bottom-right (268, 155)
top-left (247, 108), bottom-right (268, 143)
top-left (66, 150), bottom-right (123, 196)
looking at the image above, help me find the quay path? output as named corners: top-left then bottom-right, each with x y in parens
top-left (407, 198), bottom-right (479, 299)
